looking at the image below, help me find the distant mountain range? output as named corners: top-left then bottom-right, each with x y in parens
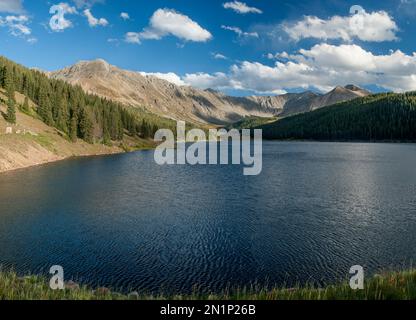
top-left (49, 59), bottom-right (370, 125)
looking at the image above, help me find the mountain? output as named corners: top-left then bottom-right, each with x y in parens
top-left (0, 55), bottom-right (165, 148)
top-left (259, 92), bottom-right (416, 141)
top-left (310, 85), bottom-right (370, 112)
top-left (50, 59), bottom-right (370, 125)
top-left (50, 59), bottom-right (276, 125)
top-left (249, 86), bottom-right (370, 117)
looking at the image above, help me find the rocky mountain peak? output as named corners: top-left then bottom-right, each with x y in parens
top-left (345, 84), bottom-right (361, 91)
top-left (332, 86), bottom-right (349, 93)
top-left (49, 59), bottom-right (371, 125)
top-left (64, 59), bottom-right (112, 78)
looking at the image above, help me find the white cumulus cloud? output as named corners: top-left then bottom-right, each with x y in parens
top-left (0, 14), bottom-right (36, 42)
top-left (182, 44), bottom-right (416, 94)
top-left (84, 9), bottom-right (108, 27)
top-left (212, 52), bottom-right (228, 60)
top-left (140, 72), bottom-right (187, 86)
top-left (223, 1), bottom-right (262, 14)
top-left (221, 25), bottom-right (258, 38)
top-left (120, 12), bottom-right (130, 20)
top-left (125, 8), bottom-right (212, 44)
top-left (184, 72), bottom-right (231, 90)
top-left (283, 9), bottom-right (398, 42)
top-left (125, 32), bottom-right (140, 44)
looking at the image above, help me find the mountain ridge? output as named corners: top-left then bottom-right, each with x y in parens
top-left (50, 59), bottom-right (371, 125)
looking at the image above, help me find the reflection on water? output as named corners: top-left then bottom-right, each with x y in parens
top-left (0, 142), bottom-right (416, 293)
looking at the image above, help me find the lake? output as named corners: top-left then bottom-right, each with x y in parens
top-left (0, 141), bottom-right (416, 294)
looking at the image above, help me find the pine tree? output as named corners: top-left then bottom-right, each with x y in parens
top-left (55, 97), bottom-right (69, 133)
top-left (37, 85), bottom-right (54, 126)
top-left (129, 121), bottom-right (137, 136)
top-left (151, 124), bottom-right (158, 137)
top-left (5, 97), bottom-right (16, 124)
top-left (141, 119), bottom-right (151, 138)
top-left (4, 66), bottom-right (15, 103)
top-left (103, 127), bottom-right (111, 145)
top-left (69, 112), bottom-right (78, 142)
top-left (78, 107), bottom-right (93, 143)
top-left (21, 74), bottom-right (28, 95)
top-left (0, 66), bottom-right (4, 87)
top-left (1, 66), bottom-right (11, 91)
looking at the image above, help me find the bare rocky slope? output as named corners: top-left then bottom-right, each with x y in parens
top-left (50, 59), bottom-right (370, 125)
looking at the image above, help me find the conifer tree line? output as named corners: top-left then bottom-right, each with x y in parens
top-left (0, 56), bottom-right (160, 143)
top-left (259, 92), bottom-right (416, 141)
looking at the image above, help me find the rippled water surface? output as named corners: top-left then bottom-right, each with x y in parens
top-left (0, 142), bottom-right (416, 293)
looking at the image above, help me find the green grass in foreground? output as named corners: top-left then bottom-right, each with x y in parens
top-left (1, 270), bottom-right (416, 300)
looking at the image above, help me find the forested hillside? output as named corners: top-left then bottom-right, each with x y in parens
top-left (228, 116), bottom-right (277, 130)
top-left (0, 56), bottom-right (168, 144)
top-left (259, 93), bottom-right (416, 141)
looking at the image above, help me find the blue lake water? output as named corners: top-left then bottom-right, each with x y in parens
top-left (0, 141), bottom-right (416, 294)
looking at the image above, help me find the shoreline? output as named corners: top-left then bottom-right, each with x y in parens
top-left (0, 269), bottom-right (415, 300)
top-left (0, 148), bottom-right (123, 175)
top-left (2, 138), bottom-right (415, 175)
top-left (0, 141), bottom-right (125, 175)
top-left (0, 142), bottom-right (156, 175)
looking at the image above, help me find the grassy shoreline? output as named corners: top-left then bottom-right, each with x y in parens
top-left (1, 270), bottom-right (415, 300)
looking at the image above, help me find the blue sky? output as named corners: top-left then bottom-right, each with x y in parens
top-left (1, 0), bottom-right (416, 95)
